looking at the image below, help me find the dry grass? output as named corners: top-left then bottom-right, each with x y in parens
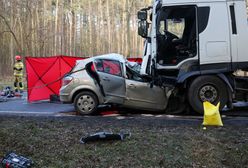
top-left (0, 116), bottom-right (248, 168)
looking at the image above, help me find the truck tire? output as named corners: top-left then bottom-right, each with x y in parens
top-left (188, 76), bottom-right (228, 114)
top-left (74, 91), bottom-right (99, 115)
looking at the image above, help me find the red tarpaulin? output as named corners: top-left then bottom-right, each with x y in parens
top-left (26, 56), bottom-right (142, 102)
top-left (127, 58), bottom-right (142, 63)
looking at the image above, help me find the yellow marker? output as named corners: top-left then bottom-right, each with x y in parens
top-left (203, 102), bottom-right (223, 127)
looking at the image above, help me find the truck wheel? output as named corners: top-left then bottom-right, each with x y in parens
top-left (74, 91), bottom-right (99, 115)
top-left (188, 76), bottom-right (228, 114)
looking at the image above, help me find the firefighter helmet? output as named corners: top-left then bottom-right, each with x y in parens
top-left (15, 55), bottom-right (21, 61)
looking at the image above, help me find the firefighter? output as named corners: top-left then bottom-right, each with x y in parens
top-left (14, 55), bottom-right (24, 93)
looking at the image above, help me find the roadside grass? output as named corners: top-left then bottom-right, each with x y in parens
top-left (0, 116), bottom-right (248, 168)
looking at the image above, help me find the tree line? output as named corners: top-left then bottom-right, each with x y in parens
top-left (0, 0), bottom-right (247, 77)
top-left (0, 0), bottom-right (151, 77)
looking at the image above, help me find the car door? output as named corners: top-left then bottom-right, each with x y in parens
top-left (94, 59), bottom-right (126, 104)
top-left (123, 67), bottom-right (168, 111)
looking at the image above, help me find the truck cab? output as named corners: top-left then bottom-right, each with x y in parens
top-left (138, 0), bottom-right (248, 113)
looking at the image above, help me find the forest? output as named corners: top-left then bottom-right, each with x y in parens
top-left (0, 0), bottom-right (248, 77)
top-left (0, 0), bottom-right (151, 77)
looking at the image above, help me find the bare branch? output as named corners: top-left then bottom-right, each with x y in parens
top-left (0, 14), bottom-right (22, 53)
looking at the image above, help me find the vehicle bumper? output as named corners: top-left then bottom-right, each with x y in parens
top-left (59, 93), bottom-right (71, 103)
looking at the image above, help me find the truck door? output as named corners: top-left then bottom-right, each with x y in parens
top-left (94, 59), bottom-right (125, 104)
top-left (198, 3), bottom-right (231, 67)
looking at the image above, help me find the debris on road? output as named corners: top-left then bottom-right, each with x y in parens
top-left (1, 86), bottom-right (15, 98)
top-left (0, 86), bottom-right (23, 103)
top-left (1, 152), bottom-right (33, 168)
top-left (80, 130), bottom-right (131, 144)
top-left (49, 94), bottom-right (61, 103)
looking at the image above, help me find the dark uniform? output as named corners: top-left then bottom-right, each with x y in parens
top-left (14, 56), bottom-right (24, 92)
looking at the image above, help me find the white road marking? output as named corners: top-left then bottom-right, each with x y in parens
top-left (0, 111), bottom-right (54, 115)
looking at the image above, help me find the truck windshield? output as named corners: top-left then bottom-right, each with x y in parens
top-left (156, 6), bottom-right (197, 65)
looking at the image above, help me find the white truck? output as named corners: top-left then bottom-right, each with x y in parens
top-left (138, 0), bottom-right (248, 113)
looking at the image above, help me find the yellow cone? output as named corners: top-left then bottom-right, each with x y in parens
top-left (203, 102), bottom-right (223, 126)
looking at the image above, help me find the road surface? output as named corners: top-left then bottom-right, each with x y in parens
top-left (0, 93), bottom-right (74, 116)
top-left (1, 92), bottom-right (248, 126)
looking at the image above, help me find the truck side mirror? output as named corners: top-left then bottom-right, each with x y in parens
top-left (138, 21), bottom-right (148, 38)
top-left (137, 11), bottom-right (147, 20)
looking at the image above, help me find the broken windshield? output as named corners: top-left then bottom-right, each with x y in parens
top-left (126, 61), bottom-right (141, 74)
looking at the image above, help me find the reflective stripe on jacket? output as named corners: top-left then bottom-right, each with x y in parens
top-left (14, 62), bottom-right (24, 76)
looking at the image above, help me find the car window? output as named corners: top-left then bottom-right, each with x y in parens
top-left (127, 62), bottom-right (141, 74)
top-left (95, 59), bottom-right (122, 77)
top-left (126, 66), bottom-right (143, 82)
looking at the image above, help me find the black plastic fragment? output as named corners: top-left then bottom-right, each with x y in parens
top-left (80, 131), bottom-right (131, 144)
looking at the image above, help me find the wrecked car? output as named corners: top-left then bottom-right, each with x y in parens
top-left (60, 53), bottom-right (172, 115)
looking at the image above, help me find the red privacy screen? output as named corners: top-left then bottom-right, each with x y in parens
top-left (26, 56), bottom-right (142, 102)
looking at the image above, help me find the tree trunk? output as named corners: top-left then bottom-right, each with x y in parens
top-left (54, 0), bottom-right (59, 55)
top-left (126, 0), bottom-right (131, 57)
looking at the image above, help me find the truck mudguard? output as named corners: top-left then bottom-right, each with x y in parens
top-left (177, 71), bottom-right (234, 93)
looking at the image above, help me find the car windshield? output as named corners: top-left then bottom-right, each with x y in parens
top-left (126, 62), bottom-right (141, 74)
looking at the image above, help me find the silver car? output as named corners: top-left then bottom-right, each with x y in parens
top-left (60, 53), bottom-right (169, 115)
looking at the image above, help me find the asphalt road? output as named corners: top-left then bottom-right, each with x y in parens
top-left (2, 92), bottom-right (248, 126)
top-left (0, 93), bottom-right (74, 116)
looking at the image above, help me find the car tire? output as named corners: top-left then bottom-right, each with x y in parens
top-left (74, 91), bottom-right (99, 115)
top-left (188, 76), bottom-right (228, 114)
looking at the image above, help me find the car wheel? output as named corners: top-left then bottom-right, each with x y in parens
top-left (74, 91), bottom-right (99, 115)
top-left (188, 76), bottom-right (228, 114)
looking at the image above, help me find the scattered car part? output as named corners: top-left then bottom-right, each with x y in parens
top-left (0, 86), bottom-right (17, 102)
top-left (1, 152), bottom-right (33, 168)
top-left (1, 86), bottom-right (15, 98)
top-left (80, 131), bottom-right (131, 144)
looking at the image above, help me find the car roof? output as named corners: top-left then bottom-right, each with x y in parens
top-left (76, 53), bottom-right (126, 66)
